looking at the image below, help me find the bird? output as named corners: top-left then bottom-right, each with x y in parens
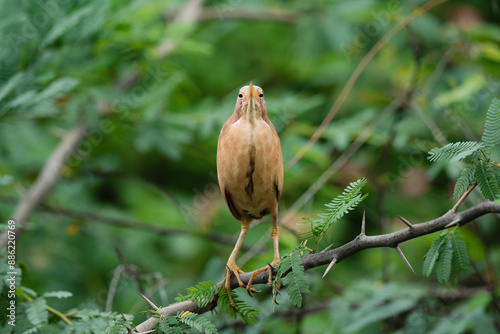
top-left (217, 82), bottom-right (283, 308)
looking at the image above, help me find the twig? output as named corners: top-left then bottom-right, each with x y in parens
top-left (0, 123), bottom-right (87, 248)
top-left (156, 0), bottom-right (206, 58)
top-left (282, 91), bottom-right (397, 226)
top-left (0, 196), bottom-right (246, 250)
top-left (287, 0), bottom-right (449, 167)
top-left (132, 201), bottom-right (500, 332)
top-left (197, 9), bottom-right (297, 22)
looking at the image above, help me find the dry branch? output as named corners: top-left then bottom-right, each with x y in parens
top-left (0, 123), bottom-right (87, 248)
top-left (133, 200), bottom-right (500, 332)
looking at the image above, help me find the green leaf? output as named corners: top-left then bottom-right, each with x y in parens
top-left (436, 236), bottom-right (453, 283)
top-left (428, 141), bottom-right (484, 162)
top-left (40, 6), bottom-right (94, 48)
top-left (283, 251), bottom-right (309, 307)
top-left (177, 311), bottom-right (219, 334)
top-left (274, 244), bottom-right (310, 307)
top-left (481, 98), bottom-right (500, 150)
top-left (422, 234), bottom-right (445, 277)
top-left (453, 163), bottom-right (476, 199)
top-left (475, 161), bottom-right (500, 200)
top-left (450, 233), bottom-right (471, 272)
top-left (105, 315), bottom-right (133, 334)
top-left (298, 178), bottom-right (368, 248)
top-left (183, 281), bottom-right (218, 308)
top-left (154, 315), bottom-right (186, 334)
top-left (218, 290), bottom-right (259, 325)
top-left (26, 298), bottom-right (48, 326)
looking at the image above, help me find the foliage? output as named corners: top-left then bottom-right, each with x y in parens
top-left (0, 250), bottom-right (134, 333)
top-left (1, 0), bottom-right (499, 332)
top-left (329, 281), bottom-right (427, 332)
top-left (175, 281), bottom-right (218, 308)
top-left (105, 315), bottom-right (134, 334)
top-left (217, 290), bottom-right (260, 326)
top-left (272, 242), bottom-right (310, 308)
top-left (153, 311), bottom-right (218, 334)
top-left (297, 178), bottom-right (368, 251)
top-left (428, 98), bottom-right (500, 200)
top-left (422, 230), bottom-right (471, 283)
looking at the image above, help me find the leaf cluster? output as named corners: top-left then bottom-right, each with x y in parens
top-left (297, 178), bottom-right (368, 251)
top-left (272, 242), bottom-right (310, 308)
top-left (174, 281), bottom-right (218, 308)
top-left (428, 98), bottom-right (500, 200)
top-left (154, 311), bottom-right (218, 334)
top-left (422, 230), bottom-right (471, 283)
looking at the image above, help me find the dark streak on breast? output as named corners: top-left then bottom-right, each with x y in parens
top-left (224, 189), bottom-right (242, 220)
top-left (245, 145), bottom-right (256, 199)
top-left (274, 180), bottom-right (281, 201)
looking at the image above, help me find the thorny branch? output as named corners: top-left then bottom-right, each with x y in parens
top-left (132, 200), bottom-right (500, 333)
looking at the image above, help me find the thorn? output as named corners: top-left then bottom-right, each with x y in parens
top-left (395, 245), bottom-right (416, 275)
top-left (322, 257), bottom-right (337, 279)
top-left (444, 218), bottom-right (461, 228)
top-left (320, 243), bottom-right (335, 253)
top-left (266, 262), bottom-right (277, 272)
top-left (360, 209), bottom-right (366, 236)
top-left (397, 215), bottom-right (414, 229)
top-left (140, 293), bottom-right (159, 311)
top-left (451, 184), bottom-right (476, 213)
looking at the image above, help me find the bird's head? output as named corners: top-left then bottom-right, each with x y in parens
top-left (235, 82), bottom-right (267, 121)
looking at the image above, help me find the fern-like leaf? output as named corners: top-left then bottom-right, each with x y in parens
top-left (40, 6), bottom-right (94, 48)
top-left (274, 244), bottom-right (310, 307)
top-left (422, 232), bottom-right (446, 277)
top-left (0, 71), bottom-right (24, 103)
top-left (184, 281), bottom-right (218, 308)
top-left (450, 233), bottom-right (470, 272)
top-left (298, 178), bottom-right (367, 246)
top-left (154, 315), bottom-right (186, 334)
top-left (453, 164), bottom-right (476, 199)
top-left (283, 251), bottom-right (309, 307)
top-left (177, 311), bottom-right (219, 334)
top-left (436, 236), bottom-right (453, 283)
top-left (105, 315), bottom-right (133, 334)
top-left (428, 141), bottom-right (484, 162)
top-left (475, 161), bottom-right (500, 201)
top-left (218, 290), bottom-right (259, 325)
top-left (481, 98), bottom-right (500, 150)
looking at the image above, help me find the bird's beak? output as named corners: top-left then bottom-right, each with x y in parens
top-left (244, 82), bottom-right (260, 102)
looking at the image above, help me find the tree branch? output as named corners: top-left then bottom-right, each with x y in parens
top-left (132, 200), bottom-right (500, 332)
top-left (0, 123), bottom-right (87, 248)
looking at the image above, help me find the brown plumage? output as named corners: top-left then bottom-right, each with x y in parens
top-left (217, 83), bottom-right (283, 308)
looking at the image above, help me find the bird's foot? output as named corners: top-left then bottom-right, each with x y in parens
top-left (246, 258), bottom-right (281, 298)
top-left (224, 263), bottom-right (256, 310)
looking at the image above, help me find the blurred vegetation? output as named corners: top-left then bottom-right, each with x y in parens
top-left (0, 0), bottom-right (499, 332)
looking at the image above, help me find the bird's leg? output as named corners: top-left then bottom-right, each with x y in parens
top-left (225, 220), bottom-right (252, 309)
top-left (246, 217), bottom-right (281, 295)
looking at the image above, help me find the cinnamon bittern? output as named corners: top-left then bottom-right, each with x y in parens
top-left (217, 83), bottom-right (283, 308)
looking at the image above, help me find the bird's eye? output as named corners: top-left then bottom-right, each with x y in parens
top-left (259, 93), bottom-right (264, 98)
top-left (238, 93), bottom-right (243, 98)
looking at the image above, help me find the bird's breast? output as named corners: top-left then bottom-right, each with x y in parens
top-left (218, 118), bottom-right (282, 219)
